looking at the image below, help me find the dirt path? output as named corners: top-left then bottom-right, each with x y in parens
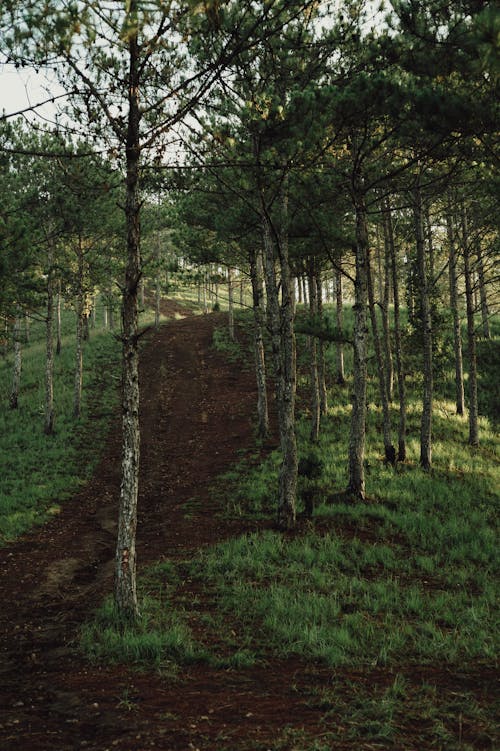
top-left (0, 305), bottom-right (497, 751)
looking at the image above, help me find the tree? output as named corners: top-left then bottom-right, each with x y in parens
top-left (1, 0), bottom-right (311, 616)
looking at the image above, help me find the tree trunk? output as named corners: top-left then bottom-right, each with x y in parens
top-left (9, 311), bottom-right (22, 410)
top-left (227, 266), bottom-right (235, 341)
top-left (446, 194), bottom-right (465, 416)
top-left (155, 232), bottom-right (161, 329)
top-left (424, 200), bottom-right (435, 281)
top-left (250, 248), bottom-right (269, 440)
top-left (347, 179), bottom-right (369, 499)
top-left (44, 245), bottom-right (55, 436)
top-left (74, 237), bottom-right (84, 420)
top-left (476, 241), bottom-right (490, 338)
top-left (56, 279), bottom-right (62, 356)
top-left (25, 313), bottom-right (30, 343)
top-left (384, 198), bottom-right (407, 461)
top-left (308, 260), bottom-right (320, 443)
top-left (203, 269), bottom-right (208, 314)
top-left (381, 220), bottom-right (393, 402)
top-left (334, 263), bottom-right (345, 385)
top-left (414, 183), bottom-right (432, 470)
top-left (461, 204), bottom-right (479, 447)
top-left (260, 184), bottom-right (297, 529)
top-left (367, 244), bottom-right (396, 464)
top-left (115, 17), bottom-right (141, 622)
top-left (316, 273), bottom-right (328, 415)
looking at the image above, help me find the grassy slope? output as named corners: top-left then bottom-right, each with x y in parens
top-left (2, 297), bottom-right (498, 749)
top-left (83, 305), bottom-right (499, 748)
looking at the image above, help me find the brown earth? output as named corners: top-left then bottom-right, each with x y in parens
top-left (0, 302), bottom-right (497, 751)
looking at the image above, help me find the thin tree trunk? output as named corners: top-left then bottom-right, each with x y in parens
top-left (56, 279), bottom-right (62, 356)
top-left (308, 260), bottom-right (320, 443)
top-left (334, 263), bottom-right (345, 384)
top-left (446, 194), bottom-right (465, 416)
top-left (44, 244), bottom-right (55, 436)
top-left (367, 244), bottom-right (396, 464)
top-left (381, 219), bottom-right (393, 402)
top-left (384, 198), bottom-right (407, 461)
top-left (476, 242), bottom-right (490, 338)
top-left (227, 266), bottom-right (235, 341)
top-left (155, 233), bottom-right (161, 330)
top-left (115, 16), bottom-right (141, 622)
top-left (424, 200), bottom-right (435, 281)
top-left (414, 183), bottom-right (432, 470)
top-left (277, 178), bottom-right (297, 528)
top-left (203, 269), bottom-right (208, 314)
top-left (376, 224), bottom-right (383, 301)
top-left (461, 204), bottom-right (479, 447)
top-left (10, 311), bottom-right (22, 410)
top-left (74, 237), bottom-right (84, 420)
top-left (347, 176), bottom-right (369, 499)
top-left (259, 185), bottom-right (297, 529)
top-left (24, 313), bottom-right (30, 343)
top-left (316, 273), bottom-right (328, 415)
top-left (250, 248), bottom-right (269, 440)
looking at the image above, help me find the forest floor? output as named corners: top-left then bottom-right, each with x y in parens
top-left (0, 302), bottom-right (497, 751)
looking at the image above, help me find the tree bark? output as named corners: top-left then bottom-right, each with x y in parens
top-left (154, 231), bottom-right (161, 331)
top-left (259, 181), bottom-right (297, 529)
top-left (347, 178), bottom-right (369, 499)
top-left (115, 15), bottom-right (141, 622)
top-left (9, 311), bottom-right (22, 410)
top-left (44, 243), bottom-right (55, 436)
top-left (25, 313), bottom-right (30, 343)
top-left (461, 204), bottom-right (479, 447)
top-left (227, 266), bottom-right (235, 341)
top-left (56, 279), bottom-right (62, 356)
top-left (476, 241), bottom-right (490, 338)
top-left (384, 198), bottom-right (406, 461)
top-left (308, 259), bottom-right (320, 443)
top-left (414, 183), bottom-right (432, 470)
top-left (367, 243), bottom-right (396, 464)
top-left (334, 263), bottom-right (345, 385)
top-left (74, 236), bottom-right (84, 420)
top-left (446, 194), bottom-right (465, 416)
top-left (250, 248), bottom-right (269, 440)
top-left (381, 220), bottom-right (393, 402)
top-left (316, 273), bottom-right (328, 416)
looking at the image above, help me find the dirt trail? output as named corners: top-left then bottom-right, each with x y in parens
top-left (0, 304), bottom-right (497, 751)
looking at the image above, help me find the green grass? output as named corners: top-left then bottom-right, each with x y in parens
top-left (0, 295), bottom-right (160, 544)
top-left (79, 305), bottom-right (499, 749)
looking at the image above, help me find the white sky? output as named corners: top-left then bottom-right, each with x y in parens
top-left (0, 62), bottom-right (64, 122)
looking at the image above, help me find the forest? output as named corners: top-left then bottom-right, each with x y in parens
top-left (0, 1), bottom-right (498, 750)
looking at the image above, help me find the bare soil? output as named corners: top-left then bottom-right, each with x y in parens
top-left (0, 303), bottom-right (497, 750)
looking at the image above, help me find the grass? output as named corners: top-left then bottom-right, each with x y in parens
top-left (0, 295), bottom-right (160, 544)
top-left (0, 296), bottom-right (494, 751)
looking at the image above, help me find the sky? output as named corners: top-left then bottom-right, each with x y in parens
top-left (0, 62), bottom-right (63, 123)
